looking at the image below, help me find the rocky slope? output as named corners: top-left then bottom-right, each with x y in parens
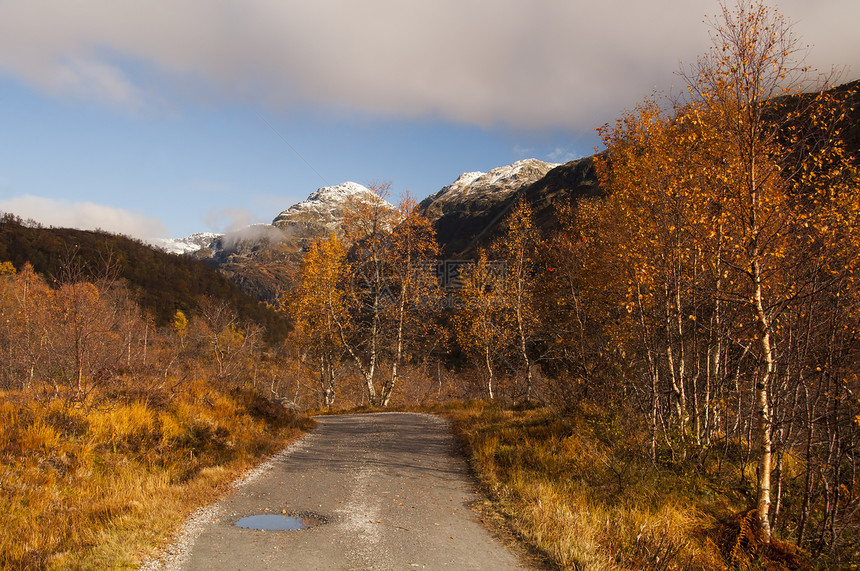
top-left (420, 159), bottom-right (558, 221)
top-left (419, 158), bottom-right (598, 256)
top-left (272, 181), bottom-right (395, 245)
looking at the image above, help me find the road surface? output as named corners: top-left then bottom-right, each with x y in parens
top-left (158, 412), bottom-right (526, 570)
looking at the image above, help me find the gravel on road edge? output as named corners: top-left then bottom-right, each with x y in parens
top-left (138, 432), bottom-right (313, 571)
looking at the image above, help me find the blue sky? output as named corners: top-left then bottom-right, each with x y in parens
top-left (1, 1), bottom-right (858, 240)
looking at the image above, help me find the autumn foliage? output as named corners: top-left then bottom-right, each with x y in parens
top-left (431, 2), bottom-right (859, 565)
top-left (565, 0), bottom-right (860, 562)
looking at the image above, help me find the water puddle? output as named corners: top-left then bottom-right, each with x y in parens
top-left (235, 513), bottom-right (323, 531)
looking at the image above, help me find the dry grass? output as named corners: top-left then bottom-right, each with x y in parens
top-left (442, 402), bottom-right (732, 570)
top-left (0, 381), bottom-right (313, 569)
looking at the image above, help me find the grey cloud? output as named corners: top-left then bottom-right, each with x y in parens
top-left (0, 1), bottom-right (857, 130)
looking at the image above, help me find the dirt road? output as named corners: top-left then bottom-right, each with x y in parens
top-left (157, 412), bottom-right (525, 570)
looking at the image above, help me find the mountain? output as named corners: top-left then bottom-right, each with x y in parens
top-left (158, 161), bottom-right (592, 299)
top-left (191, 183), bottom-right (395, 303)
top-left (272, 181), bottom-right (391, 242)
top-left (421, 159), bottom-right (558, 220)
top-left (419, 158), bottom-right (594, 256)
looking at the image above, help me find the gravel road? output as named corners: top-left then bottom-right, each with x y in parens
top-left (143, 412), bottom-right (526, 570)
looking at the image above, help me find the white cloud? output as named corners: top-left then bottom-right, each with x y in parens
top-left (512, 145), bottom-right (533, 159)
top-left (220, 224), bottom-right (285, 251)
top-left (52, 57), bottom-right (145, 108)
top-left (0, 1), bottom-right (857, 130)
top-left (0, 195), bottom-right (168, 241)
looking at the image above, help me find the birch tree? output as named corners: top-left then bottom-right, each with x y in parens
top-left (380, 194), bottom-right (438, 406)
top-left (594, 0), bottom-right (859, 543)
top-left (290, 234), bottom-right (347, 407)
top-left (492, 199), bottom-right (541, 401)
top-left (453, 251), bottom-right (513, 400)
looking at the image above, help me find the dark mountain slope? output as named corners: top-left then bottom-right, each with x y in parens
top-left (427, 156), bottom-right (601, 258)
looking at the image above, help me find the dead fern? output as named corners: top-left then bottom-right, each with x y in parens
top-left (729, 509), bottom-right (763, 565)
top-left (717, 509), bottom-right (811, 570)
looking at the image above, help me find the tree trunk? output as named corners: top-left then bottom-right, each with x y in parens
top-left (485, 345), bottom-right (495, 400)
top-left (515, 270), bottom-right (532, 401)
top-left (753, 258), bottom-right (774, 542)
top-left (381, 279), bottom-right (408, 407)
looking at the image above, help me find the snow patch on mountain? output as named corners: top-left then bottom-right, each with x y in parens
top-left (154, 232), bottom-right (221, 255)
top-left (272, 181), bottom-right (394, 232)
top-left (421, 159), bottom-right (559, 219)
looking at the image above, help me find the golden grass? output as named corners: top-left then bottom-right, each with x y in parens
top-left (443, 402), bottom-right (732, 570)
top-left (0, 382), bottom-right (314, 570)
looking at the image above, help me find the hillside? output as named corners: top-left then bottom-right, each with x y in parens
top-left (0, 214), bottom-right (289, 340)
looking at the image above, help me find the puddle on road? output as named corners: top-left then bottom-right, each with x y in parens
top-left (235, 513), bottom-right (323, 531)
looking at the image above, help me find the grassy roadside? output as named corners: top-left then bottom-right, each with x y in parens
top-left (439, 401), bottom-right (807, 571)
top-left (0, 381), bottom-right (314, 570)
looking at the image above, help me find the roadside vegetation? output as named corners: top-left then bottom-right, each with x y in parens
top-left (445, 401), bottom-right (814, 570)
top-left (0, 261), bottom-right (313, 569)
top-left (0, 383), bottom-right (311, 569)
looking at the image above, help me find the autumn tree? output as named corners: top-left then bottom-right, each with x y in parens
top-left (173, 310), bottom-right (188, 342)
top-left (453, 251), bottom-right (513, 400)
top-left (536, 202), bottom-right (612, 407)
top-left (0, 263), bottom-right (52, 389)
top-left (53, 281), bottom-right (110, 392)
top-left (380, 193), bottom-right (439, 406)
top-left (290, 233), bottom-right (348, 407)
top-left (335, 185), bottom-right (440, 406)
top-left (197, 296), bottom-right (262, 383)
top-left (338, 184), bottom-right (400, 404)
top-left (593, 0), bottom-right (859, 544)
top-left (678, 0), bottom-right (859, 541)
top-left (491, 198), bottom-right (542, 401)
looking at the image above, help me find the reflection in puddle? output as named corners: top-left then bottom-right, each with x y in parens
top-left (235, 514), bottom-right (321, 531)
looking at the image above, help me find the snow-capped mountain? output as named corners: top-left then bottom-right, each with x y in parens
top-left (139, 153), bottom-right (605, 301)
top-left (272, 182), bottom-right (394, 234)
top-left (420, 159), bottom-right (559, 221)
top-left (154, 232), bottom-right (221, 255)
top-left (174, 183), bottom-right (396, 303)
